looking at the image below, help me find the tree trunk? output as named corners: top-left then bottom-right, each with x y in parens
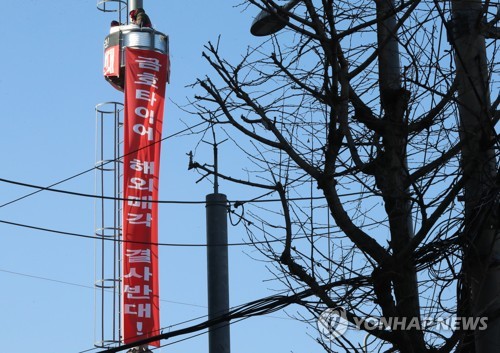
top-left (375, 1), bottom-right (426, 352)
top-left (451, 1), bottom-right (500, 352)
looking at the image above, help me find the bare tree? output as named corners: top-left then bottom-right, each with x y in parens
top-left (188, 1), bottom-right (499, 352)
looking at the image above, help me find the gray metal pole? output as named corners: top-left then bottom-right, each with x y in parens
top-left (206, 193), bottom-right (231, 353)
top-left (129, 0), bottom-right (143, 11)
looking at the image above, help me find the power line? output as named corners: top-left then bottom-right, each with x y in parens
top-left (0, 175), bottom-right (366, 205)
top-left (0, 176), bottom-right (323, 204)
top-left (0, 268), bottom-right (95, 290)
top-left (0, 177), bottom-right (207, 204)
top-left (155, 318), bottom-right (248, 351)
top-left (3, 266), bottom-right (295, 350)
top-left (91, 275), bottom-right (366, 353)
top-left (1, 263), bottom-right (299, 350)
top-left (0, 268), bottom-right (207, 309)
top-left (0, 121), bottom-right (209, 209)
top-left (0, 219), bottom-right (298, 247)
top-left (80, 290), bottom-right (300, 353)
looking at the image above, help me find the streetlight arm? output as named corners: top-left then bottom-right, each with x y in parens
top-left (282, 0), bottom-right (302, 11)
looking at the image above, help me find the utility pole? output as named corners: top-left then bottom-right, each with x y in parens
top-left (451, 1), bottom-right (500, 352)
top-left (206, 137), bottom-right (231, 353)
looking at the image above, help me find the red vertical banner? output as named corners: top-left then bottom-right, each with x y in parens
top-left (122, 47), bottom-right (169, 347)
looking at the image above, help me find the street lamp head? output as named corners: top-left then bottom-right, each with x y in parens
top-left (250, 0), bottom-right (302, 36)
top-left (250, 8), bottom-right (289, 36)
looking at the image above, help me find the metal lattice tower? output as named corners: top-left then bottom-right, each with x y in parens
top-left (94, 2), bottom-right (128, 348)
top-left (94, 102), bottom-right (124, 348)
top-left (97, 0), bottom-right (128, 25)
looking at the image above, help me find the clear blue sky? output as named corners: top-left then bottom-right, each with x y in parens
top-left (0, 1), bottom-right (326, 352)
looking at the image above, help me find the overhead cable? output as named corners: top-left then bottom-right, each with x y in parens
top-left (0, 219), bottom-right (304, 247)
top-left (0, 121), bottom-right (209, 209)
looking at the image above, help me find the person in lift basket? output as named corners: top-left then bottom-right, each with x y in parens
top-left (130, 8), bottom-right (152, 28)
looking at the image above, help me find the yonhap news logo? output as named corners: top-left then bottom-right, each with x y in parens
top-left (317, 307), bottom-right (488, 340)
top-left (317, 307), bottom-right (349, 339)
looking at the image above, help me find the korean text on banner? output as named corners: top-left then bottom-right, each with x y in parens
top-left (122, 47), bottom-right (168, 347)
